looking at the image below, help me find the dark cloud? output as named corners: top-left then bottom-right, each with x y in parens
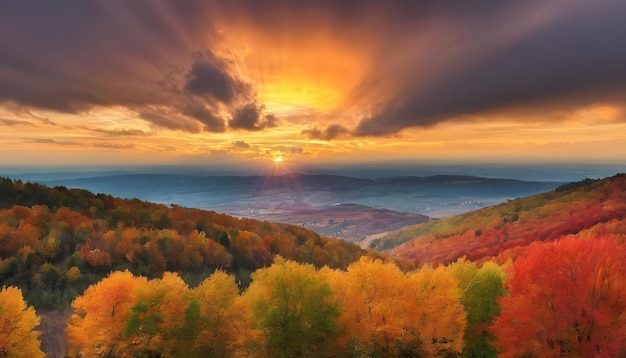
top-left (229, 103), bottom-right (279, 131)
top-left (182, 102), bottom-right (226, 132)
top-left (0, 1), bottom-right (268, 133)
top-left (302, 124), bottom-right (350, 140)
top-left (185, 53), bottom-right (248, 105)
top-left (352, 1), bottom-right (626, 136)
top-left (233, 140), bottom-right (251, 148)
top-left (138, 107), bottom-right (202, 133)
top-left (0, 2), bottom-right (195, 112)
top-left (2, 1), bottom-right (625, 137)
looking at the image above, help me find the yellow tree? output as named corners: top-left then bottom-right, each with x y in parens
top-left (0, 286), bottom-right (45, 358)
top-left (66, 270), bottom-right (148, 357)
top-left (185, 271), bottom-right (239, 357)
top-left (405, 265), bottom-right (466, 356)
top-left (325, 257), bottom-right (411, 357)
top-left (228, 294), bottom-right (266, 357)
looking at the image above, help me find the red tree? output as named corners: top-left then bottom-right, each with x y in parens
top-left (491, 237), bottom-right (626, 357)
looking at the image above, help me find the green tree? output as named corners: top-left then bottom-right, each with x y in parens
top-left (449, 258), bottom-right (507, 357)
top-left (242, 257), bottom-right (340, 357)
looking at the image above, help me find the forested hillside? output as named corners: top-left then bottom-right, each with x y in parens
top-left (3, 176), bottom-right (626, 357)
top-left (0, 177), bottom-right (380, 310)
top-left (371, 173), bottom-right (626, 266)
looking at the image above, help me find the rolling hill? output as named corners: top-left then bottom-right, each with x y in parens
top-left (2, 174), bottom-right (626, 357)
top-left (371, 173), bottom-right (626, 266)
top-left (32, 173), bottom-right (561, 244)
top-left (0, 177), bottom-right (393, 356)
top-left (0, 177), bottom-right (383, 309)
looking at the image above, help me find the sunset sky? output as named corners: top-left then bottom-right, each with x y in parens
top-left (1, 1), bottom-right (626, 171)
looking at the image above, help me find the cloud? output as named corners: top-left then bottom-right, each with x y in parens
top-left (24, 138), bottom-right (78, 146)
top-left (302, 124), bottom-right (350, 140)
top-left (185, 52), bottom-right (248, 105)
top-left (90, 128), bottom-right (149, 136)
top-left (93, 143), bottom-right (135, 149)
top-left (0, 118), bottom-right (31, 126)
top-left (350, 1), bottom-right (626, 136)
top-left (138, 107), bottom-right (202, 133)
top-left (0, 2), bottom-right (269, 134)
top-left (182, 101), bottom-right (226, 132)
top-left (1, 1), bottom-right (625, 138)
top-left (233, 140), bottom-right (251, 148)
top-left (229, 103), bottom-right (279, 131)
top-left (272, 146), bottom-right (305, 156)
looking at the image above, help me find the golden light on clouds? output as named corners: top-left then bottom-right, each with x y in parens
top-left (1, 2), bottom-right (626, 169)
top-left (215, 20), bottom-right (370, 122)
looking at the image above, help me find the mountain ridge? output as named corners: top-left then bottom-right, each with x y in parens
top-left (372, 173), bottom-right (626, 266)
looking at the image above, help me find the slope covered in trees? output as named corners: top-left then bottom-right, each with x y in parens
top-left (62, 236), bottom-right (626, 357)
top-left (0, 177), bottom-right (381, 310)
top-left (5, 175), bottom-right (626, 356)
top-left (371, 174), bottom-right (626, 266)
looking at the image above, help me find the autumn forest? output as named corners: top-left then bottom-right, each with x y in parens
top-left (2, 175), bottom-right (626, 357)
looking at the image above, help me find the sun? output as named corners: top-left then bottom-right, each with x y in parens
top-left (273, 156), bottom-right (284, 163)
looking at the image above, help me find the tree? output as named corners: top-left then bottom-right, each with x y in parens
top-left (66, 270), bottom-right (148, 357)
top-left (491, 237), bottom-right (626, 356)
top-left (0, 286), bottom-right (45, 358)
top-left (241, 257), bottom-right (339, 357)
top-left (449, 258), bottom-right (507, 357)
top-left (186, 271), bottom-right (239, 357)
top-left (324, 257), bottom-right (412, 357)
top-left (123, 272), bottom-right (191, 357)
top-left (406, 264), bottom-right (467, 356)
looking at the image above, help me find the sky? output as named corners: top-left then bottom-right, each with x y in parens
top-left (1, 1), bottom-right (626, 172)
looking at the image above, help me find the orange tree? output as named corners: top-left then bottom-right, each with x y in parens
top-left (66, 270), bottom-right (148, 357)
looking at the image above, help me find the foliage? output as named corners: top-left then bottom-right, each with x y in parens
top-left (374, 173), bottom-right (626, 266)
top-left (491, 237), bottom-right (626, 356)
top-left (324, 257), bottom-right (466, 357)
top-left (66, 270), bottom-right (148, 357)
top-left (407, 265), bottom-right (466, 356)
top-left (240, 257), bottom-right (340, 357)
top-left (0, 286), bottom-right (45, 358)
top-left (6, 174), bottom-right (626, 357)
top-left (0, 177), bottom-right (377, 310)
top-left (448, 258), bottom-right (507, 357)
top-left (65, 258), bottom-right (476, 357)
top-left (67, 270), bottom-right (242, 358)
top-left (186, 271), bottom-right (240, 357)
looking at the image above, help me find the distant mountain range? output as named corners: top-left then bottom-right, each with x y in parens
top-left (35, 173), bottom-right (562, 242)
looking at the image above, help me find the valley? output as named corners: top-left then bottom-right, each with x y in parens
top-left (38, 173), bottom-right (561, 242)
